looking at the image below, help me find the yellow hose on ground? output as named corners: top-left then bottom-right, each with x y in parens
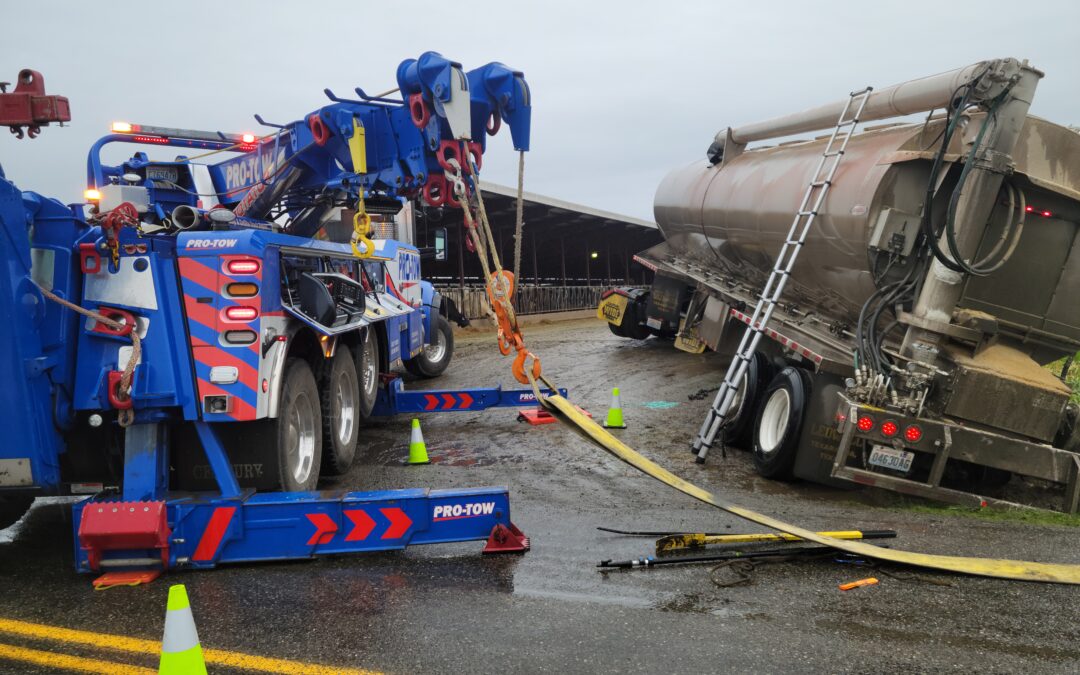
top-left (541, 393), bottom-right (1080, 585)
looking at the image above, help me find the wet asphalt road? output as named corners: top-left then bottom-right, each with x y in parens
top-left (0, 318), bottom-right (1078, 673)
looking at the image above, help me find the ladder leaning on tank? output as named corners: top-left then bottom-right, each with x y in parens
top-left (691, 86), bottom-right (873, 464)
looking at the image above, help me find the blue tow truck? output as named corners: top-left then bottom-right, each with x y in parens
top-left (0, 54), bottom-right (538, 580)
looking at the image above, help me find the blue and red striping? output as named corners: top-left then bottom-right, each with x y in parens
top-left (178, 257), bottom-right (262, 421)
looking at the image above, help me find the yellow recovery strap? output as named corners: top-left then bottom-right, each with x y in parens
top-left (538, 389), bottom-right (1080, 585)
top-left (457, 149), bottom-right (1080, 585)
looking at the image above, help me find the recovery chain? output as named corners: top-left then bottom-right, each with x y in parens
top-left (458, 152), bottom-right (1080, 585)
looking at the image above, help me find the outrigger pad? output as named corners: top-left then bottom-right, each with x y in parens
top-left (518, 406), bottom-right (591, 426)
top-left (483, 522), bottom-right (530, 554)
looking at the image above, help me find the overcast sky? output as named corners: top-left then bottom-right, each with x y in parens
top-left (2, 0), bottom-right (1077, 220)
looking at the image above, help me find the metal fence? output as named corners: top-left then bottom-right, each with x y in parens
top-left (438, 284), bottom-right (634, 320)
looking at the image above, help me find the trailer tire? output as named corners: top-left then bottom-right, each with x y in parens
top-left (752, 367), bottom-right (812, 480)
top-left (404, 315), bottom-right (454, 378)
top-left (723, 352), bottom-right (775, 450)
top-left (273, 359), bottom-right (322, 491)
top-left (355, 327), bottom-right (380, 420)
top-left (0, 496), bottom-right (33, 530)
top-left (320, 347), bottom-right (359, 476)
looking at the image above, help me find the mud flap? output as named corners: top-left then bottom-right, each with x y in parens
top-left (792, 372), bottom-right (855, 489)
top-left (597, 292), bottom-right (630, 327)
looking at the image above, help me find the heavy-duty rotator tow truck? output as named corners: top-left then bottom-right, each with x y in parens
top-left (0, 53), bottom-right (542, 582)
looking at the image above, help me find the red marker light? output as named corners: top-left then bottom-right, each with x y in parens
top-left (1042, 210), bottom-right (1052, 217)
top-left (1025, 205), bottom-right (1034, 213)
top-left (224, 306), bottom-right (258, 322)
top-left (881, 420), bottom-right (899, 437)
top-left (226, 258), bottom-right (261, 275)
top-left (904, 425), bottom-right (923, 443)
top-left (857, 416), bottom-right (874, 432)
top-left (241, 133), bottom-right (256, 144)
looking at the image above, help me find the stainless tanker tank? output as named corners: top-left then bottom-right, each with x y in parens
top-left (653, 115), bottom-right (1080, 358)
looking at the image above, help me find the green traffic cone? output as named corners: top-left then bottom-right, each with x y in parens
top-left (603, 388), bottom-right (626, 429)
top-left (408, 418), bottom-right (430, 465)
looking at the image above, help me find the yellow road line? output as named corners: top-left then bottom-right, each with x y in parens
top-left (0, 642), bottom-right (154, 674)
top-left (0, 617), bottom-right (377, 675)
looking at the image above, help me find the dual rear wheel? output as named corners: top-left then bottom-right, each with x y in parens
top-left (270, 328), bottom-right (381, 491)
top-left (713, 351), bottom-right (812, 481)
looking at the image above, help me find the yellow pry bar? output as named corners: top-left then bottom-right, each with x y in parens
top-left (541, 394), bottom-right (1080, 584)
top-left (655, 530), bottom-right (870, 554)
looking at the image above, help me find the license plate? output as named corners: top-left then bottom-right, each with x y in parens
top-left (868, 445), bottom-right (914, 473)
top-left (146, 166), bottom-right (179, 183)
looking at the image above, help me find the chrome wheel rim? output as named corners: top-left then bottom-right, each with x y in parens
top-left (729, 372), bottom-right (748, 421)
top-left (361, 332), bottom-right (378, 399)
top-left (758, 388), bottom-right (791, 457)
top-left (287, 390), bottom-right (317, 484)
top-left (423, 326), bottom-right (446, 363)
top-left (335, 366), bottom-right (357, 445)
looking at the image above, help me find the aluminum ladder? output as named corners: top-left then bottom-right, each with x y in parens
top-left (691, 86), bottom-right (873, 464)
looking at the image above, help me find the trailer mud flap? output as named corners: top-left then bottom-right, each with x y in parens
top-left (539, 392), bottom-right (1080, 585)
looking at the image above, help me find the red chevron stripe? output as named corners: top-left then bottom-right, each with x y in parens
top-left (380, 507), bottom-right (412, 539)
top-left (424, 394), bottom-right (438, 411)
top-left (458, 393), bottom-right (473, 409)
top-left (306, 513), bottom-right (338, 546)
top-left (441, 393), bottom-right (455, 409)
top-left (344, 510), bottom-right (376, 542)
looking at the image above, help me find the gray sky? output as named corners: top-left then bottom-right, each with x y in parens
top-left (2, 0), bottom-right (1077, 220)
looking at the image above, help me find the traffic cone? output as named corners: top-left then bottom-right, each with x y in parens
top-left (408, 418), bottom-right (430, 465)
top-left (603, 387), bottom-right (626, 429)
top-left (159, 584), bottom-right (207, 675)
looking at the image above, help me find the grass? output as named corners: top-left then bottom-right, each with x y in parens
top-left (896, 502), bottom-right (1080, 528)
top-left (1047, 352), bottom-right (1080, 405)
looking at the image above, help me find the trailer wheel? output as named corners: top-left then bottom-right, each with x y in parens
top-left (404, 315), bottom-right (454, 378)
top-left (752, 367), bottom-right (812, 480)
top-left (273, 359), bottom-right (322, 491)
top-left (320, 347), bottom-right (359, 476)
top-left (355, 327), bottom-right (380, 420)
top-left (0, 496), bottom-right (33, 530)
top-left (723, 352), bottom-right (775, 450)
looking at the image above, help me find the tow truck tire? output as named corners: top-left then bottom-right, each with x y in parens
top-left (273, 359), bottom-right (323, 492)
top-left (752, 367), bottom-right (812, 480)
top-left (320, 347), bottom-right (359, 476)
top-left (0, 496), bottom-right (33, 530)
top-left (355, 327), bottom-right (380, 420)
top-left (404, 315), bottom-right (454, 378)
top-left (723, 352), bottom-right (775, 450)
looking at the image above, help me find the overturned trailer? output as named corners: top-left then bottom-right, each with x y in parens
top-left (601, 58), bottom-right (1080, 511)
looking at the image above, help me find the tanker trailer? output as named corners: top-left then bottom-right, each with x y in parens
top-left (599, 58), bottom-right (1080, 512)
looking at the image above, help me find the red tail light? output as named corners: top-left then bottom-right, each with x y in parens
top-left (224, 306), bottom-right (258, 322)
top-left (880, 420), bottom-right (899, 437)
top-left (856, 416), bottom-right (874, 432)
top-left (905, 425), bottom-right (923, 443)
top-left (226, 258), bottom-right (261, 275)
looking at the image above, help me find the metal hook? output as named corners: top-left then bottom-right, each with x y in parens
top-left (253, 114), bottom-right (286, 130)
top-left (323, 88), bottom-right (364, 105)
top-left (354, 87), bottom-right (403, 105)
